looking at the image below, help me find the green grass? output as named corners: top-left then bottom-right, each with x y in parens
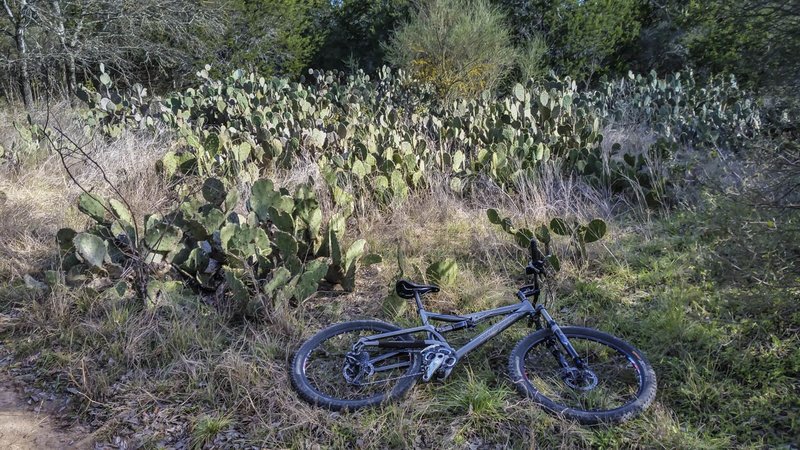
top-left (1, 190), bottom-right (798, 447)
top-left (191, 414), bottom-right (232, 449)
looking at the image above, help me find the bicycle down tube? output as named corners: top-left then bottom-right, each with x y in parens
top-left (357, 288), bottom-right (539, 361)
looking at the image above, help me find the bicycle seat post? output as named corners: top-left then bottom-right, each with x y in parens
top-left (414, 291), bottom-right (438, 341)
top-left (414, 292), bottom-right (427, 323)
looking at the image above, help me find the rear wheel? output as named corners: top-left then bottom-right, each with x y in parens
top-left (509, 326), bottom-right (656, 424)
top-left (291, 320), bottom-right (422, 411)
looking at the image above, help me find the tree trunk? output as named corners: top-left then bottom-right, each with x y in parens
top-left (68, 54), bottom-right (77, 100)
top-left (50, 0), bottom-right (77, 104)
top-left (5, 0), bottom-right (34, 108)
top-left (16, 24), bottom-right (33, 108)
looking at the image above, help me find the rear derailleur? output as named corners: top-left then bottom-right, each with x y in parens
top-left (343, 350), bottom-right (374, 385)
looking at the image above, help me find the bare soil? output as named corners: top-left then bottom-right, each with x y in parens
top-left (0, 376), bottom-right (91, 450)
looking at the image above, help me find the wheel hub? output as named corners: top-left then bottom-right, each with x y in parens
top-left (561, 367), bottom-right (598, 390)
top-left (343, 350), bottom-right (374, 385)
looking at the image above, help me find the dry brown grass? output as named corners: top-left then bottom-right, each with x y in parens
top-left (339, 163), bottom-right (644, 320)
top-left (0, 102), bottom-right (174, 281)
top-left (0, 106), bottom-right (695, 447)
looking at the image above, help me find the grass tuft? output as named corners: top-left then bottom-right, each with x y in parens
top-left (191, 414), bottom-right (232, 449)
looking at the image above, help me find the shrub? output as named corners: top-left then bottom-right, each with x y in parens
top-left (545, 0), bottom-right (642, 82)
top-left (386, 0), bottom-right (517, 101)
top-left (516, 33), bottom-right (549, 82)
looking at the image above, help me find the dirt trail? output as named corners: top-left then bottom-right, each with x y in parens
top-left (0, 376), bottom-right (90, 449)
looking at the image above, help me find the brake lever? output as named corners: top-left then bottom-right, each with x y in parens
top-left (525, 254), bottom-right (551, 276)
top-left (525, 262), bottom-right (541, 275)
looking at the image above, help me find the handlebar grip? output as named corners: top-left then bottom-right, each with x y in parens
top-left (529, 238), bottom-right (538, 261)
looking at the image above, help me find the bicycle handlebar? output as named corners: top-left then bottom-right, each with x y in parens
top-left (526, 238), bottom-right (548, 276)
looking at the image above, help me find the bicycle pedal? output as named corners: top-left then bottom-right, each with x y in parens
top-left (435, 366), bottom-right (454, 381)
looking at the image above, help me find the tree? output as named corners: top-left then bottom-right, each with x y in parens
top-left (216, 0), bottom-right (329, 78)
top-left (2, 0), bottom-right (36, 107)
top-left (492, 0), bottom-right (644, 83)
top-left (63, 0), bottom-right (224, 88)
top-left (544, 0), bottom-right (642, 83)
top-left (0, 0), bottom-right (225, 104)
top-left (617, 1), bottom-right (689, 76)
top-left (314, 0), bottom-right (412, 72)
top-left (515, 33), bottom-right (549, 82)
top-left (681, 0), bottom-right (800, 92)
top-left (386, 0), bottom-right (517, 101)
top-left (492, 0), bottom-right (549, 45)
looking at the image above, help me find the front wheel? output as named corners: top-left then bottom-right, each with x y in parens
top-left (291, 320), bottom-right (422, 411)
top-left (509, 326), bottom-right (656, 425)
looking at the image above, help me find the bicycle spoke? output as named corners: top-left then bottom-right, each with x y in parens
top-left (523, 335), bottom-right (643, 412)
top-left (302, 328), bottom-right (417, 401)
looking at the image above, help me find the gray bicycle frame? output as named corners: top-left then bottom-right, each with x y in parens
top-left (357, 286), bottom-right (549, 362)
top-left (354, 238), bottom-right (588, 378)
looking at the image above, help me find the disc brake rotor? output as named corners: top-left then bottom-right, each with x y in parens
top-left (562, 367), bottom-right (598, 390)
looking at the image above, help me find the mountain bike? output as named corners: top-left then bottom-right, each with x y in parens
top-left (290, 239), bottom-right (656, 424)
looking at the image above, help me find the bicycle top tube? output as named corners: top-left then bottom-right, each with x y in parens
top-left (362, 285), bottom-right (542, 360)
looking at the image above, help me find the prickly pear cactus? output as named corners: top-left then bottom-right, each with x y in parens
top-left (52, 176), bottom-right (383, 318)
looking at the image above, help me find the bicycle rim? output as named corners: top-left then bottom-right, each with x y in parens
top-left (522, 333), bottom-right (645, 413)
top-left (301, 326), bottom-right (418, 403)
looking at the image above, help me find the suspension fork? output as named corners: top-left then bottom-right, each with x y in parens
top-left (536, 305), bottom-right (586, 370)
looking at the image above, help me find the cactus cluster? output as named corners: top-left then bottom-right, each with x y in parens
top-left (55, 176), bottom-right (378, 315)
top-left (68, 66), bottom-right (761, 215)
top-left (586, 70), bottom-right (761, 151)
top-left (76, 64), bottom-right (155, 138)
top-left (487, 208), bottom-right (608, 267)
top-left (33, 66), bottom-right (762, 315)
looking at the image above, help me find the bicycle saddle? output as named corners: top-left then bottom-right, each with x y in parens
top-left (395, 279), bottom-right (440, 299)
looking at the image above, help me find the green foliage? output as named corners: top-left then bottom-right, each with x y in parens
top-left (548, 217), bottom-right (608, 264)
top-left (681, 0), bottom-right (800, 91)
top-left (8, 116), bottom-right (50, 163)
top-left (54, 176), bottom-right (376, 318)
top-left (494, 0), bottom-right (644, 82)
top-left (76, 66), bottom-right (155, 138)
top-left (486, 208), bottom-right (562, 269)
top-left (65, 64), bottom-right (764, 216)
top-left (191, 414), bottom-right (232, 450)
top-left (65, 65), bottom-right (762, 289)
top-left (488, 209), bottom-right (608, 268)
top-left (426, 258), bottom-right (458, 286)
top-left (385, 0), bottom-right (517, 101)
top-left (516, 34), bottom-right (549, 82)
top-left (209, 0), bottom-right (329, 78)
top-left (315, 0), bottom-right (412, 71)
top-left (442, 370), bottom-right (512, 430)
top-left (587, 70), bottom-right (761, 150)
top-left (544, 0), bottom-right (642, 81)
top-left (324, 233), bottom-right (382, 291)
